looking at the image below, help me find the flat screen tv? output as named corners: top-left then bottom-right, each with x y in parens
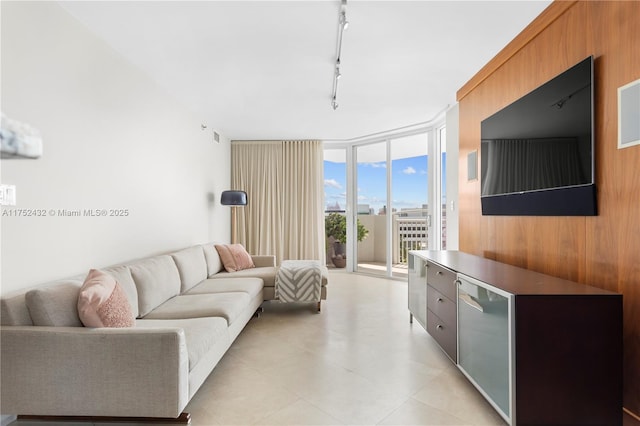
top-left (480, 56), bottom-right (596, 216)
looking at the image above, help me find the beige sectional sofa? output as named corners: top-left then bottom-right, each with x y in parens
top-left (0, 243), bottom-right (318, 420)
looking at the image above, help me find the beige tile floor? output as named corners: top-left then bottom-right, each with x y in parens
top-left (11, 270), bottom-right (639, 426)
top-left (11, 271), bottom-right (509, 426)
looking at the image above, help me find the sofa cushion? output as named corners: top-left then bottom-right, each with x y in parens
top-left (25, 281), bottom-right (83, 326)
top-left (78, 269), bottom-right (135, 328)
top-left (186, 277), bottom-right (263, 299)
top-left (136, 317), bottom-right (229, 371)
top-left (143, 293), bottom-right (251, 326)
top-left (202, 243), bottom-right (224, 277)
top-left (214, 244), bottom-right (255, 272)
top-left (1, 292), bottom-right (34, 326)
top-left (129, 255), bottom-right (181, 317)
top-left (251, 255), bottom-right (276, 268)
top-left (212, 266), bottom-right (277, 287)
top-left (102, 264), bottom-right (139, 318)
top-left (170, 246), bottom-right (208, 293)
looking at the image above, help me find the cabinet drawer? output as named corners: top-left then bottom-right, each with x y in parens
top-left (427, 309), bottom-right (457, 362)
top-left (426, 262), bottom-right (456, 300)
top-left (427, 285), bottom-right (456, 327)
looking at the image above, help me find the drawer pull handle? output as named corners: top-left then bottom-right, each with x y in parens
top-left (436, 271), bottom-right (443, 276)
top-left (436, 325), bottom-right (444, 331)
top-left (437, 297), bottom-right (444, 303)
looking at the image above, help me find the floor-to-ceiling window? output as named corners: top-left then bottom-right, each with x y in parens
top-left (355, 142), bottom-right (387, 275)
top-left (439, 126), bottom-right (448, 250)
top-left (323, 121), bottom-right (448, 278)
top-left (390, 134), bottom-right (428, 278)
top-left (323, 148), bottom-right (347, 268)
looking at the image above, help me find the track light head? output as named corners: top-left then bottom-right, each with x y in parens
top-left (340, 12), bottom-right (349, 30)
top-left (332, 0), bottom-right (348, 111)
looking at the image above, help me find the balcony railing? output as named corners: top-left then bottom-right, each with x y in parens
top-left (392, 214), bottom-right (428, 264)
top-left (327, 207), bottom-right (444, 273)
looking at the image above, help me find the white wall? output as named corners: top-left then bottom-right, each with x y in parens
top-left (0, 2), bottom-right (231, 294)
top-left (445, 104), bottom-right (459, 250)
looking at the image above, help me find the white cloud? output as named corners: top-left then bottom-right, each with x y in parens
top-left (392, 199), bottom-right (423, 207)
top-left (324, 179), bottom-right (342, 189)
top-left (403, 166), bottom-right (416, 174)
top-left (325, 191), bottom-right (346, 201)
top-left (363, 162), bottom-right (386, 168)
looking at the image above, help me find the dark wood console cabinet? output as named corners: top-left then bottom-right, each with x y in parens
top-left (408, 250), bottom-right (623, 426)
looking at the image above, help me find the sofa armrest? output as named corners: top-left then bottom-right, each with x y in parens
top-left (0, 326), bottom-right (189, 418)
top-left (251, 255), bottom-right (276, 268)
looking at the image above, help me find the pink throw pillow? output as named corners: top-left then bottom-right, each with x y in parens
top-left (215, 244), bottom-right (236, 271)
top-left (78, 269), bottom-right (135, 328)
top-left (214, 244), bottom-right (255, 272)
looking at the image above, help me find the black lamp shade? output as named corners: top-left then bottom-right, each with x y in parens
top-left (220, 190), bottom-right (247, 206)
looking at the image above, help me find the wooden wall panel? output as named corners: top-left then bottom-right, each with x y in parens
top-left (588, 2), bottom-right (640, 417)
top-left (457, 1), bottom-right (640, 418)
top-left (457, 101), bottom-right (483, 255)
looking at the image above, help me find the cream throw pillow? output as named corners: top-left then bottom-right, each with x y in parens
top-left (214, 244), bottom-right (255, 272)
top-left (78, 269), bottom-right (135, 328)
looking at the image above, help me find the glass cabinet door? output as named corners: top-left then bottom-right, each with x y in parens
top-left (408, 254), bottom-right (427, 329)
top-left (457, 273), bottom-right (514, 424)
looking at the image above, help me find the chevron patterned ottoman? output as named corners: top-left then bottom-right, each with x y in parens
top-left (275, 260), bottom-right (328, 312)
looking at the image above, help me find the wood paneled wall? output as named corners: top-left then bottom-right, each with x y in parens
top-left (457, 1), bottom-right (640, 418)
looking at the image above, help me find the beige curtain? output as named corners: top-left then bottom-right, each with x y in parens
top-left (231, 140), bottom-right (325, 265)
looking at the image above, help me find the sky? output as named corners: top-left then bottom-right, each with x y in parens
top-left (324, 154), bottom-right (446, 214)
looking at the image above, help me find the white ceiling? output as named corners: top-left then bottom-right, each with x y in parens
top-left (59, 1), bottom-right (551, 141)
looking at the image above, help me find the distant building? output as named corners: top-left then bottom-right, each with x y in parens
top-left (326, 201), bottom-right (343, 212)
top-left (397, 204), bottom-right (429, 217)
top-left (358, 204), bottom-right (373, 215)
